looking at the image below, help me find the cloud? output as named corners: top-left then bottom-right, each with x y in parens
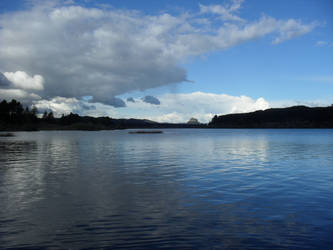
top-left (0, 1), bottom-right (317, 105)
top-left (34, 96), bottom-right (97, 116)
top-left (35, 91), bottom-right (333, 124)
top-left (148, 92), bottom-right (270, 122)
top-left (3, 71), bottom-right (44, 90)
top-left (272, 19), bottom-right (318, 44)
top-left (296, 75), bottom-right (333, 84)
top-left (316, 41), bottom-right (328, 46)
top-left (32, 92), bottom-right (270, 123)
top-left (0, 71), bottom-right (44, 103)
top-left (127, 97), bottom-right (135, 103)
top-left (151, 112), bottom-right (186, 124)
top-left (142, 95), bottom-right (161, 105)
top-left (117, 92), bottom-right (270, 123)
top-left (0, 89), bottom-right (41, 103)
top-left (316, 41), bottom-right (333, 47)
top-left (270, 99), bottom-right (333, 108)
top-left (106, 97), bottom-right (126, 108)
top-left (0, 72), bottom-right (11, 87)
top-left (199, 0), bottom-right (244, 22)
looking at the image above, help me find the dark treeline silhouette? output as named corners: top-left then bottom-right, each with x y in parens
top-left (2, 99), bottom-right (333, 131)
top-left (0, 99), bottom-right (205, 131)
top-left (209, 105), bottom-right (333, 128)
top-left (0, 99), bottom-right (38, 130)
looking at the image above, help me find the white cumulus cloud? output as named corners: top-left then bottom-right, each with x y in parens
top-left (0, 0), bottom-right (317, 105)
top-left (33, 92), bottom-right (270, 123)
top-left (145, 92), bottom-right (270, 123)
top-left (200, 0), bottom-right (244, 22)
top-left (0, 89), bottom-right (41, 102)
top-left (33, 96), bottom-right (97, 116)
top-left (4, 71), bottom-right (44, 90)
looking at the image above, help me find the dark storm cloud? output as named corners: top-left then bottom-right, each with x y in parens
top-left (107, 97), bottom-right (126, 108)
top-left (142, 95), bottom-right (160, 105)
top-left (127, 97), bottom-right (135, 103)
top-left (0, 72), bottom-right (11, 87)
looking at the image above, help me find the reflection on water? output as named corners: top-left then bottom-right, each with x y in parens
top-left (0, 129), bottom-right (333, 249)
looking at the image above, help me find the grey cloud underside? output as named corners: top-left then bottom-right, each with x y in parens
top-left (102, 97), bottom-right (126, 108)
top-left (0, 5), bottom-right (188, 104)
top-left (81, 104), bottom-right (96, 110)
top-left (0, 2), bottom-right (317, 105)
top-left (0, 72), bottom-right (11, 87)
top-left (127, 97), bottom-right (135, 103)
top-left (142, 95), bottom-right (161, 105)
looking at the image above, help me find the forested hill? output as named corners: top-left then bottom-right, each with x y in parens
top-left (209, 105), bottom-right (333, 128)
top-left (2, 99), bottom-right (333, 130)
top-left (0, 99), bottom-right (204, 131)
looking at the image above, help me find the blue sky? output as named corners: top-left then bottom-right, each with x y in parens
top-left (0, 0), bottom-right (332, 122)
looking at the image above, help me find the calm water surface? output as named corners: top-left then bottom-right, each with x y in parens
top-left (0, 129), bottom-right (333, 249)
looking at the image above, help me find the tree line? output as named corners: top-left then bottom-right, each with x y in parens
top-left (0, 99), bottom-right (168, 131)
top-left (0, 99), bottom-right (80, 130)
top-left (0, 99), bottom-right (38, 124)
top-left (0, 99), bottom-right (205, 131)
top-left (209, 105), bottom-right (333, 128)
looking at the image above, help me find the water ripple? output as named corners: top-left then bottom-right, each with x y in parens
top-left (1, 129), bottom-right (333, 248)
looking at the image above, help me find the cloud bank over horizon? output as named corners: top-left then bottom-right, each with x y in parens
top-left (32, 91), bottom-right (332, 123)
top-left (0, 0), bottom-right (317, 105)
top-left (33, 91), bottom-right (270, 123)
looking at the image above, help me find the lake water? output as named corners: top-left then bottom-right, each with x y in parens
top-left (0, 129), bottom-right (333, 249)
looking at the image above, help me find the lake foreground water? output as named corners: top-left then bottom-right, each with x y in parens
top-left (1, 129), bottom-right (333, 249)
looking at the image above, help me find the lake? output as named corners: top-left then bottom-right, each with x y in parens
top-left (0, 129), bottom-right (333, 249)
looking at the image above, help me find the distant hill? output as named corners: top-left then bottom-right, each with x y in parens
top-left (187, 117), bottom-right (200, 125)
top-left (209, 106), bottom-right (333, 128)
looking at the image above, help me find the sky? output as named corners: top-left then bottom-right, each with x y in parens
top-left (0, 0), bottom-right (332, 123)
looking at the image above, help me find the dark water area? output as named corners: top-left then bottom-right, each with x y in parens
top-left (0, 129), bottom-right (333, 249)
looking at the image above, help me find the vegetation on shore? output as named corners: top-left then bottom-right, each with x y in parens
top-left (209, 105), bottom-right (333, 128)
top-left (0, 132), bottom-right (15, 137)
top-left (1, 99), bottom-right (333, 131)
top-left (0, 99), bottom-right (204, 131)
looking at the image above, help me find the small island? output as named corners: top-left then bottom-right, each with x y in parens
top-left (128, 130), bottom-right (163, 134)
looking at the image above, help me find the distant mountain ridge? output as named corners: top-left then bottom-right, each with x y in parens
top-left (209, 105), bottom-right (333, 128)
